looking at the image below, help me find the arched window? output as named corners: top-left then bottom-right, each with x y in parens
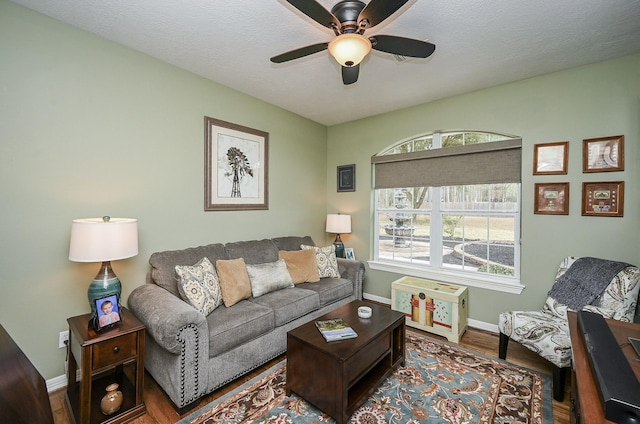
top-left (370, 131), bottom-right (522, 292)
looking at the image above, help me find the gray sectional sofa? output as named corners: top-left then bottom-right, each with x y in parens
top-left (127, 236), bottom-right (364, 411)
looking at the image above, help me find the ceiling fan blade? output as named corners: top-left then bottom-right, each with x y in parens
top-left (270, 42), bottom-right (329, 63)
top-left (342, 64), bottom-right (360, 85)
top-left (358, 0), bottom-right (410, 28)
top-left (371, 35), bottom-right (436, 58)
top-left (285, 0), bottom-right (339, 29)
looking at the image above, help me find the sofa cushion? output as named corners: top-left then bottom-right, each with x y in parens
top-left (216, 258), bottom-right (252, 307)
top-left (301, 244), bottom-right (341, 278)
top-left (149, 243), bottom-right (228, 297)
top-left (224, 239), bottom-right (279, 264)
top-left (250, 287), bottom-right (320, 326)
top-left (297, 277), bottom-right (353, 306)
top-left (246, 259), bottom-right (294, 297)
top-left (278, 249), bottom-right (320, 284)
top-left (206, 300), bottom-right (275, 357)
top-left (175, 257), bottom-right (223, 316)
top-left (272, 236), bottom-right (315, 251)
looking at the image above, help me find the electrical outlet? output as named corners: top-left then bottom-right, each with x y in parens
top-left (59, 330), bottom-right (69, 348)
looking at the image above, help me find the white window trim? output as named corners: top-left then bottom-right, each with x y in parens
top-left (367, 260), bottom-right (525, 294)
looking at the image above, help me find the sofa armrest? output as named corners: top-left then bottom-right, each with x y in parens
top-left (127, 283), bottom-right (208, 355)
top-left (337, 258), bottom-right (365, 300)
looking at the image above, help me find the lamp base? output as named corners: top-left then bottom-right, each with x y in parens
top-left (333, 242), bottom-right (345, 259)
top-left (88, 261), bottom-right (122, 314)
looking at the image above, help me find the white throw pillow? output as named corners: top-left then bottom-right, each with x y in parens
top-left (246, 259), bottom-right (294, 297)
top-left (301, 244), bottom-right (341, 278)
top-left (175, 257), bottom-right (223, 316)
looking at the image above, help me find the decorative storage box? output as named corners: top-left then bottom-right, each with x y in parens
top-left (391, 276), bottom-right (468, 342)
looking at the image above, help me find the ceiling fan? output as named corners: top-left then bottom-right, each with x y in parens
top-left (271, 0), bottom-right (436, 85)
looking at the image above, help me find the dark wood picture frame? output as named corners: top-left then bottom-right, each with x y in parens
top-left (534, 182), bottom-right (570, 215)
top-left (582, 181), bottom-right (624, 217)
top-left (533, 141), bottom-right (568, 175)
top-left (337, 164), bottom-right (355, 192)
top-left (582, 135), bottom-right (624, 173)
top-left (204, 116), bottom-right (268, 211)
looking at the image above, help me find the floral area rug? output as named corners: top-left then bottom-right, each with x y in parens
top-left (178, 330), bottom-right (553, 423)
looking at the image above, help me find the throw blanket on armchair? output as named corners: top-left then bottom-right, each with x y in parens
top-left (547, 257), bottom-right (631, 311)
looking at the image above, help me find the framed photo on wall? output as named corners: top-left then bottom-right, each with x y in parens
top-left (582, 181), bottom-right (624, 217)
top-left (204, 116), bottom-right (269, 211)
top-left (533, 141), bottom-right (568, 175)
top-left (337, 164), bottom-right (355, 192)
top-left (534, 182), bottom-right (569, 215)
top-left (582, 135), bottom-right (624, 173)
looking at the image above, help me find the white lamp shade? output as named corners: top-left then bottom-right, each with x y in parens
top-left (328, 34), bottom-right (372, 67)
top-left (69, 217), bottom-right (138, 262)
top-left (326, 214), bottom-right (351, 234)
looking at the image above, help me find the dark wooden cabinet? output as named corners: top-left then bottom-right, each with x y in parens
top-left (0, 324), bottom-right (54, 424)
top-left (66, 307), bottom-right (146, 424)
top-left (286, 301), bottom-right (405, 424)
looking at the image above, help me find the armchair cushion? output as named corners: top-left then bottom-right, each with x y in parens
top-left (498, 310), bottom-right (571, 368)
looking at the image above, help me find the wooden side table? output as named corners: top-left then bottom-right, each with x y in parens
top-left (65, 307), bottom-right (146, 424)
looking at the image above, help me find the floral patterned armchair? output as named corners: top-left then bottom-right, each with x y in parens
top-left (498, 256), bottom-right (640, 401)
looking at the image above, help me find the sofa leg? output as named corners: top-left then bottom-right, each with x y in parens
top-left (552, 365), bottom-right (567, 402)
top-left (498, 332), bottom-right (509, 359)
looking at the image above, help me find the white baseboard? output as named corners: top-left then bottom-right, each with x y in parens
top-left (362, 292), bottom-right (499, 334)
top-left (46, 374), bottom-right (67, 393)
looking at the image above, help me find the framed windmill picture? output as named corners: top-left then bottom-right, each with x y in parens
top-left (205, 116), bottom-right (269, 211)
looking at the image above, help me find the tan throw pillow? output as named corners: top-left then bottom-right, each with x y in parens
top-left (246, 259), bottom-right (294, 297)
top-left (175, 257), bottom-right (223, 316)
top-left (301, 244), bottom-right (341, 279)
top-left (278, 249), bottom-right (320, 284)
top-left (215, 258), bottom-right (252, 307)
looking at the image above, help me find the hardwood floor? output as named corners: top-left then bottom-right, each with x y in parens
top-left (49, 325), bottom-right (570, 423)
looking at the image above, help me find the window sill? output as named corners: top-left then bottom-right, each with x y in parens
top-left (367, 260), bottom-right (525, 294)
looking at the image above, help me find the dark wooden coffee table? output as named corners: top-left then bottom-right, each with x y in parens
top-left (286, 301), bottom-right (405, 424)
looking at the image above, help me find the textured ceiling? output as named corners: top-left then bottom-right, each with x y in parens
top-left (10, 0), bottom-right (640, 125)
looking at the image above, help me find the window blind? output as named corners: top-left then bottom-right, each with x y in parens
top-left (371, 138), bottom-right (522, 189)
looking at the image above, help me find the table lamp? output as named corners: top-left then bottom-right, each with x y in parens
top-left (69, 216), bottom-right (138, 313)
top-left (326, 214), bottom-right (351, 259)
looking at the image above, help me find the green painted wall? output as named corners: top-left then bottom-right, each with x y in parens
top-left (327, 54), bottom-right (640, 323)
top-left (2, 0), bottom-right (640, 383)
top-left (0, 1), bottom-right (327, 380)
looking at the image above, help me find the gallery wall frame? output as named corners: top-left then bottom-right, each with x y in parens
top-left (337, 164), bottom-right (355, 192)
top-left (533, 141), bottom-right (568, 175)
top-left (534, 182), bottom-right (570, 215)
top-left (204, 116), bottom-right (268, 211)
top-left (582, 181), bottom-right (624, 217)
top-left (583, 135), bottom-right (624, 173)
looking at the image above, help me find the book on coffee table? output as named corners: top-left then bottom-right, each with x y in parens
top-left (315, 318), bottom-right (358, 342)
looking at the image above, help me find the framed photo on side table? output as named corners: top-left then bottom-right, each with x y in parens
top-left (90, 294), bottom-right (122, 332)
top-left (204, 116), bottom-right (269, 211)
top-left (583, 135), bottom-right (624, 173)
top-left (582, 181), bottom-right (624, 217)
top-left (345, 247), bottom-right (355, 260)
top-left (533, 141), bottom-right (568, 175)
top-left (534, 182), bottom-right (569, 215)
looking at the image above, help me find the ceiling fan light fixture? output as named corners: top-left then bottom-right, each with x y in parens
top-left (328, 33), bottom-right (372, 67)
